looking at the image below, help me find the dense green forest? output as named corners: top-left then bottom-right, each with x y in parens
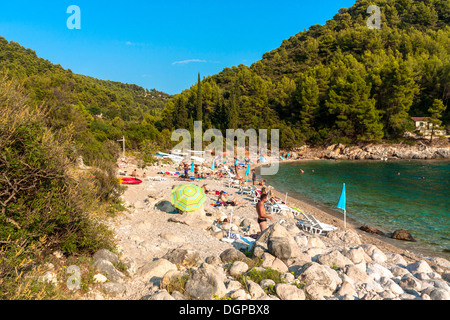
top-left (0, 36), bottom-right (172, 164)
top-left (162, 0), bottom-right (449, 148)
top-left (1, 0), bottom-right (448, 157)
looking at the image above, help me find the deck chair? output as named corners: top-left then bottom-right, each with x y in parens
top-left (293, 210), bottom-right (315, 232)
top-left (224, 179), bottom-right (240, 188)
top-left (238, 185), bottom-right (252, 195)
top-left (152, 176), bottom-right (167, 181)
top-left (272, 202), bottom-right (296, 214)
top-left (251, 188), bottom-right (261, 203)
top-left (307, 214), bottom-right (337, 235)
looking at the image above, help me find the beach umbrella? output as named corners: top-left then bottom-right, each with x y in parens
top-left (245, 164), bottom-right (250, 177)
top-left (211, 160), bottom-right (215, 170)
top-left (337, 183), bottom-right (347, 229)
top-left (190, 161), bottom-right (195, 173)
top-left (170, 184), bottom-right (206, 212)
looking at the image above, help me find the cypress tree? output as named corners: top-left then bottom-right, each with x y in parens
top-left (197, 73), bottom-right (203, 123)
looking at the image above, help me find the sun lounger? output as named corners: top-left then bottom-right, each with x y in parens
top-left (224, 179), bottom-right (240, 188)
top-left (307, 214), bottom-right (337, 235)
top-left (147, 176), bottom-right (167, 181)
top-left (293, 210), bottom-right (315, 232)
top-left (238, 185), bottom-right (253, 195)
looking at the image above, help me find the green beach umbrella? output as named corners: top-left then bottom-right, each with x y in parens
top-left (170, 184), bottom-right (206, 212)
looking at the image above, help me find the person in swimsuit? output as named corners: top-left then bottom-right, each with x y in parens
top-left (256, 193), bottom-right (274, 232)
top-left (201, 184), bottom-right (217, 195)
top-left (217, 191), bottom-right (245, 206)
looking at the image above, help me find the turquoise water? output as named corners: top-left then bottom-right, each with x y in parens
top-left (262, 160), bottom-right (450, 258)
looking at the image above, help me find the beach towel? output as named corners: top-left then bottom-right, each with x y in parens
top-left (240, 236), bottom-right (255, 244)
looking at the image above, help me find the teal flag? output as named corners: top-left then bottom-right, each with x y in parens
top-left (190, 161), bottom-right (195, 173)
top-left (337, 183), bottom-right (346, 210)
top-left (245, 164), bottom-right (250, 177)
top-left (211, 161), bottom-right (215, 170)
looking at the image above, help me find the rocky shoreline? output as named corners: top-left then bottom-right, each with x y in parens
top-left (283, 140), bottom-right (450, 161)
top-left (79, 159), bottom-right (450, 301)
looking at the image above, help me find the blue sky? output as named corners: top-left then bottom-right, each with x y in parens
top-left (0, 1), bottom-right (356, 95)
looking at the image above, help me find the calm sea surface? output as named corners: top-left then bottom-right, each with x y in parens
top-left (262, 160), bottom-right (450, 258)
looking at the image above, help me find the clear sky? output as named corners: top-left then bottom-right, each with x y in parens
top-left (0, 1), bottom-right (356, 95)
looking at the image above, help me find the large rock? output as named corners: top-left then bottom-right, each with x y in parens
top-left (156, 200), bottom-right (177, 213)
top-left (246, 280), bottom-right (267, 299)
top-left (392, 229), bottom-right (416, 242)
top-left (297, 262), bottom-right (341, 299)
top-left (138, 258), bottom-right (178, 285)
top-left (275, 283), bottom-right (306, 300)
top-left (345, 265), bottom-right (371, 285)
top-left (379, 277), bottom-right (404, 295)
top-left (316, 250), bottom-right (354, 269)
top-left (366, 263), bottom-right (393, 282)
top-left (220, 248), bottom-right (249, 263)
top-left (360, 225), bottom-right (384, 235)
top-left (149, 290), bottom-right (176, 300)
top-left (93, 249), bottom-right (119, 265)
top-left (429, 288), bottom-right (450, 300)
top-left (162, 246), bottom-right (200, 267)
top-left (229, 261), bottom-right (249, 277)
top-left (254, 223), bottom-right (302, 260)
top-left (184, 263), bottom-right (227, 300)
top-left (399, 274), bottom-right (422, 292)
top-left (407, 260), bottom-right (434, 274)
top-left (268, 237), bottom-right (292, 262)
top-left (93, 259), bottom-right (125, 282)
top-left (342, 247), bottom-right (370, 264)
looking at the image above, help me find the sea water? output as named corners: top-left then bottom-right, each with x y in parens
top-left (262, 160), bottom-right (450, 258)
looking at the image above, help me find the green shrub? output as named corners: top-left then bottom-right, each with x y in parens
top-left (0, 77), bottom-right (118, 299)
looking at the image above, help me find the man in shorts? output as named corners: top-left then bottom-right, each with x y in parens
top-left (256, 193), bottom-right (274, 232)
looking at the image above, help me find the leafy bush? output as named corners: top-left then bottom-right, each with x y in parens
top-left (0, 76), bottom-right (117, 299)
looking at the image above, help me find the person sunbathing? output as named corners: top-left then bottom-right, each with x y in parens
top-left (201, 184), bottom-right (218, 195)
top-left (217, 191), bottom-right (245, 206)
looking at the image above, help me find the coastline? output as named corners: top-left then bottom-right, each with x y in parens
top-left (251, 159), bottom-right (449, 261)
top-left (86, 156), bottom-right (450, 300)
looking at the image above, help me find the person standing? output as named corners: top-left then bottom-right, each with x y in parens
top-left (252, 169), bottom-right (256, 185)
top-left (256, 193), bottom-right (274, 232)
top-left (183, 162), bottom-right (189, 178)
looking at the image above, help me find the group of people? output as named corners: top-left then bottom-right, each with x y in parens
top-left (174, 158), bottom-right (279, 234)
top-left (131, 169), bottom-right (147, 179)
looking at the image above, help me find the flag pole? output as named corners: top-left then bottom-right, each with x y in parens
top-left (344, 209), bottom-right (346, 230)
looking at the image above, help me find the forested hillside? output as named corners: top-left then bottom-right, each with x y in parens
top-left (162, 0), bottom-right (449, 148)
top-left (0, 36), bottom-right (172, 164)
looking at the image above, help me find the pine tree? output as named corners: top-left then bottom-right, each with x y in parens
top-left (227, 86), bottom-right (238, 130)
top-left (428, 99), bottom-right (447, 142)
top-left (196, 73), bottom-right (203, 123)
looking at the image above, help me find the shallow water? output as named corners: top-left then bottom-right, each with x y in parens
top-left (262, 160), bottom-right (450, 258)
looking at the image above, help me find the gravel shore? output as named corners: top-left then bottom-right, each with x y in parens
top-left (98, 158), bottom-right (448, 300)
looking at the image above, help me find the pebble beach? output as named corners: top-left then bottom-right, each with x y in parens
top-left (84, 157), bottom-right (450, 301)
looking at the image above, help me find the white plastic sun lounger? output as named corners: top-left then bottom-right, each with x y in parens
top-left (238, 186), bottom-right (253, 195)
top-left (307, 214), bottom-right (337, 235)
top-left (148, 176), bottom-right (167, 181)
top-left (293, 211), bottom-right (316, 233)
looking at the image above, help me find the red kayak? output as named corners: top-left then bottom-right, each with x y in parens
top-left (117, 177), bottom-right (143, 185)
